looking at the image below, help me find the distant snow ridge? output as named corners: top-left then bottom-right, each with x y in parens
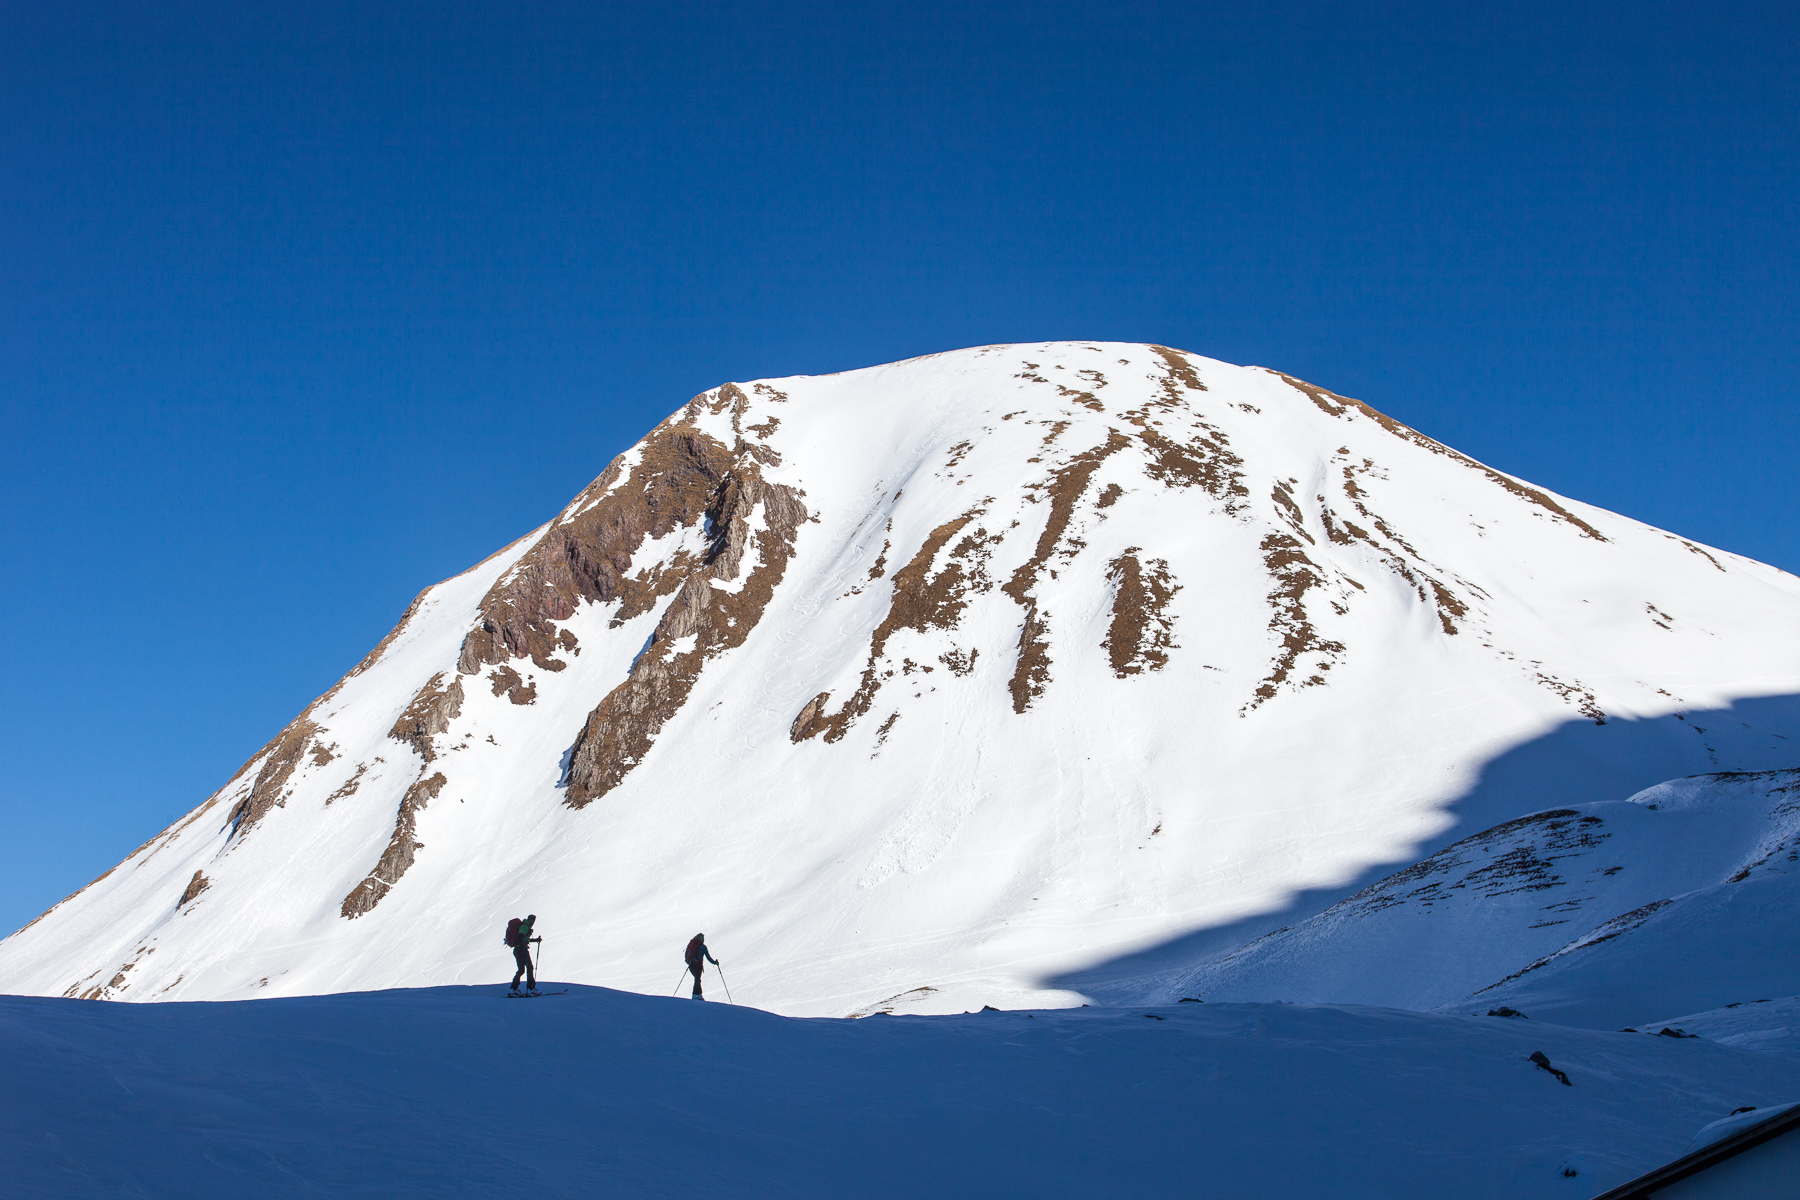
top-left (6, 342), bottom-right (1800, 1017)
top-left (1164, 769), bottom-right (1800, 1027)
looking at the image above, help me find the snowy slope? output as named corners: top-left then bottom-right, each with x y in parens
top-left (5, 342), bottom-right (1800, 1016)
top-left (1156, 770), bottom-right (1800, 1026)
top-left (7, 986), bottom-right (1800, 1199)
top-left (1644, 996), bottom-right (1800, 1054)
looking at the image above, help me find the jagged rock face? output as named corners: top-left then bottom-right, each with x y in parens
top-left (563, 454), bottom-right (806, 807)
top-left (6, 342), bottom-right (1800, 1016)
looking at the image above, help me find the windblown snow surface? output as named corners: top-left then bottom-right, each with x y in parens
top-left (6, 986), bottom-right (1800, 1200)
top-left (6, 343), bottom-right (1800, 1196)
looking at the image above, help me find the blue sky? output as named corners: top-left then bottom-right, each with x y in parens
top-left (2, 0), bottom-right (1795, 933)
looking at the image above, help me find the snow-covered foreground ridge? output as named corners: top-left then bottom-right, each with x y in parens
top-left (6, 341), bottom-right (1800, 1014)
top-left (7, 985), bottom-right (1800, 1199)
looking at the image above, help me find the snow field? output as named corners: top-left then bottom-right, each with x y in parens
top-left (6, 985), bottom-right (1799, 1200)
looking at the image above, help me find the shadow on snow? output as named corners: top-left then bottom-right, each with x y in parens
top-left (1049, 691), bottom-right (1800, 1003)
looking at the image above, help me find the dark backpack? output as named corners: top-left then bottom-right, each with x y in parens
top-left (504, 917), bottom-right (522, 947)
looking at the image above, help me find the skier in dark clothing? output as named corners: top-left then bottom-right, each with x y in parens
top-left (685, 933), bottom-right (719, 1000)
top-left (508, 914), bottom-right (541, 994)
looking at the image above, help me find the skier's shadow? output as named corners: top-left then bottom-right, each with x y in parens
top-left (1047, 691), bottom-right (1800, 1001)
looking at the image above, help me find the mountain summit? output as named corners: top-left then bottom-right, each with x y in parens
top-left (7, 343), bottom-right (1799, 1014)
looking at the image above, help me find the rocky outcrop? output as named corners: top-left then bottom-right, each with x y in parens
top-left (794, 509), bottom-right (991, 742)
top-left (225, 718), bottom-right (320, 840)
top-left (178, 870), bottom-right (210, 907)
top-left (487, 666), bottom-right (537, 706)
top-left (789, 692), bottom-right (831, 743)
top-left (1103, 550), bottom-right (1180, 676)
top-left (1001, 431), bottom-right (1132, 713)
top-left (563, 460), bottom-right (807, 806)
top-left (1248, 533), bottom-right (1347, 710)
top-left (387, 673), bottom-right (464, 762)
top-left (457, 421), bottom-right (739, 676)
top-left (339, 771), bottom-right (447, 918)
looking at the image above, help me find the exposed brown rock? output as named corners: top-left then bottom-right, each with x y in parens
top-left (1148, 344), bottom-right (1209, 395)
top-left (326, 763), bottom-right (369, 805)
top-left (387, 673), bottom-right (465, 762)
top-left (999, 431), bottom-right (1132, 712)
top-left (488, 666), bottom-right (537, 706)
top-left (5, 446), bottom-right (633, 935)
top-left (797, 509), bottom-right (986, 742)
top-left (179, 870), bottom-right (211, 907)
top-left (340, 771), bottom-right (448, 918)
top-left (1428, 581), bottom-right (1470, 635)
top-left (456, 422), bottom-right (740, 676)
top-left (1103, 551), bottom-right (1181, 676)
top-left (705, 469), bottom-right (762, 579)
top-left (1010, 599), bottom-right (1051, 712)
top-left (1677, 538), bottom-right (1726, 571)
top-left (1136, 425), bottom-right (1248, 508)
top-left (1273, 371), bottom-right (1607, 542)
top-left (74, 947), bottom-right (156, 999)
top-left (1319, 475), bottom-right (1469, 637)
top-left (563, 461), bottom-right (808, 805)
top-left (1096, 347), bottom-right (1249, 512)
top-left (1270, 481), bottom-right (1315, 544)
top-left (1248, 533), bottom-right (1347, 711)
top-left (790, 692), bottom-right (831, 743)
top-left (1314, 451), bottom-right (1482, 638)
top-left (939, 647), bottom-right (979, 676)
top-left (225, 718), bottom-right (320, 840)
top-left (1531, 669), bottom-right (1607, 723)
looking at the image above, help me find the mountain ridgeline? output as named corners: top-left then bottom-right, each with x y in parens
top-left (6, 342), bottom-right (1799, 1017)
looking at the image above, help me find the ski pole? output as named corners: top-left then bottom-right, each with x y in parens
top-left (717, 963), bottom-right (734, 1005)
top-left (672, 969), bottom-right (689, 996)
top-left (534, 939), bottom-right (544, 983)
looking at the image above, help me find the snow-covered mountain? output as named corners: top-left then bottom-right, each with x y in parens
top-left (6, 342), bottom-right (1800, 1015)
top-left (1160, 769), bottom-right (1800, 1026)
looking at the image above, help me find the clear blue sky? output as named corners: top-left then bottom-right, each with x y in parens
top-left (3, 1), bottom-right (1796, 934)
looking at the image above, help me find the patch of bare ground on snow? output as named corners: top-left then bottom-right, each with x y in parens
top-left (562, 444), bottom-right (807, 805)
top-left (795, 508), bottom-right (988, 741)
top-left (1103, 550), bottom-right (1180, 676)
top-left (340, 771), bottom-right (448, 918)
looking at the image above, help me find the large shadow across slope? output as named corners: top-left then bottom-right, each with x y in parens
top-left (1050, 692), bottom-right (1800, 1003)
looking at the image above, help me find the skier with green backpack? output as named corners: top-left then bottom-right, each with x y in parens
top-left (505, 914), bottom-right (541, 995)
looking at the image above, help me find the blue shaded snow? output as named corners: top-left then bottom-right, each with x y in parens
top-left (6, 985), bottom-right (1800, 1198)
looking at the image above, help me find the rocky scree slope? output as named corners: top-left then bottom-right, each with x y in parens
top-left (5, 342), bottom-right (1800, 1016)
